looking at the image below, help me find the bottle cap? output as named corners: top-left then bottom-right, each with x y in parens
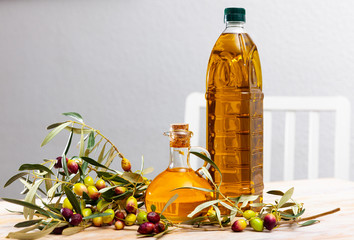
top-left (224, 7), bottom-right (246, 23)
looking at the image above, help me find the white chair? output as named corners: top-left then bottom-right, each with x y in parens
top-left (184, 92), bottom-right (351, 181)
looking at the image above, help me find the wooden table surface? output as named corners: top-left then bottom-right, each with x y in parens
top-left (1, 178), bottom-right (354, 240)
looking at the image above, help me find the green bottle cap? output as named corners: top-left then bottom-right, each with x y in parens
top-left (224, 7), bottom-right (246, 22)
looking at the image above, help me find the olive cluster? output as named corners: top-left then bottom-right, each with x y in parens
top-left (91, 196), bottom-right (138, 230)
top-left (57, 163), bottom-right (141, 231)
top-left (137, 211), bottom-right (166, 235)
top-left (232, 210), bottom-right (277, 232)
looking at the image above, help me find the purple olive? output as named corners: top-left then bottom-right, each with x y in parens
top-left (154, 222), bottom-right (166, 234)
top-left (147, 212), bottom-right (160, 224)
top-left (60, 208), bottom-right (73, 221)
top-left (264, 213), bottom-right (277, 230)
top-left (54, 156), bottom-right (69, 169)
top-left (137, 222), bottom-right (155, 234)
top-left (69, 214), bottom-right (83, 226)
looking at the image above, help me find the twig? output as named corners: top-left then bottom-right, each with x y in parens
top-left (278, 208), bottom-right (340, 225)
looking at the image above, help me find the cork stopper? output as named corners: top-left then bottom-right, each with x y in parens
top-left (170, 123), bottom-right (189, 131)
top-left (168, 123), bottom-right (192, 148)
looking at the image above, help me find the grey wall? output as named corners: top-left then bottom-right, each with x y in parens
top-left (1, 0), bottom-right (353, 198)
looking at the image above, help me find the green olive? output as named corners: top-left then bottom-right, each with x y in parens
top-left (136, 211), bottom-right (148, 224)
top-left (250, 217), bottom-right (264, 232)
top-left (125, 213), bottom-right (137, 226)
top-left (243, 210), bottom-right (256, 220)
top-left (102, 209), bottom-right (115, 224)
top-left (82, 208), bottom-right (92, 218)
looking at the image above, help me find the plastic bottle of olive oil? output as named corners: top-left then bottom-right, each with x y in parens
top-left (206, 8), bottom-right (263, 211)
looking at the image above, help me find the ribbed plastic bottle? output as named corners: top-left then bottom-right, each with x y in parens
top-left (206, 8), bottom-right (263, 210)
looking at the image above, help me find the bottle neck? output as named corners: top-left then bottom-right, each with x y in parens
top-left (168, 147), bottom-right (191, 169)
top-left (223, 21), bottom-right (245, 33)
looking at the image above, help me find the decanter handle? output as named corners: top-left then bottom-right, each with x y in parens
top-left (189, 146), bottom-right (211, 179)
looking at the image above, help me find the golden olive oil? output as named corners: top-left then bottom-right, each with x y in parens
top-left (206, 18), bottom-right (263, 213)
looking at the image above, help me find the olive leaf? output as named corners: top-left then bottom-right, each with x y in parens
top-left (239, 195), bottom-right (259, 208)
top-left (7, 221), bottom-right (60, 240)
top-left (47, 182), bottom-right (61, 198)
top-left (98, 185), bottom-right (117, 194)
top-left (64, 129), bottom-right (73, 155)
top-left (278, 202), bottom-right (297, 208)
top-left (62, 112), bottom-right (84, 123)
top-left (81, 157), bottom-right (110, 170)
top-left (142, 167), bottom-right (154, 175)
top-left (249, 203), bottom-right (266, 208)
top-left (201, 167), bottom-right (213, 183)
top-left (150, 204), bottom-right (156, 212)
top-left (87, 131), bottom-right (95, 150)
top-left (47, 122), bottom-right (65, 130)
top-left (96, 171), bottom-right (129, 184)
top-left (104, 149), bottom-right (118, 169)
top-left (180, 216), bottom-right (208, 225)
top-left (18, 164), bottom-right (54, 175)
top-left (63, 186), bottom-right (82, 215)
top-left (97, 142), bottom-right (107, 164)
top-left (140, 155), bottom-right (144, 174)
top-left (267, 190), bottom-right (284, 196)
top-left (161, 194), bottom-right (179, 214)
top-left (24, 180), bottom-right (43, 220)
top-left (4, 172), bottom-right (28, 188)
top-left (213, 205), bottom-right (222, 226)
top-left (62, 153), bottom-right (69, 177)
top-left (14, 219), bottom-right (43, 228)
top-left (278, 187), bottom-right (294, 208)
top-left (44, 173), bottom-right (53, 192)
top-left (82, 212), bottom-right (112, 220)
top-left (281, 208), bottom-right (305, 219)
top-left (219, 201), bottom-right (239, 212)
top-left (79, 128), bottom-right (85, 157)
top-left (122, 172), bottom-right (144, 184)
top-left (24, 198), bottom-right (36, 221)
top-left (41, 122), bottom-right (72, 147)
top-left (300, 219), bottom-right (319, 226)
top-left (187, 199), bottom-right (220, 218)
top-left (190, 151), bottom-right (222, 181)
top-left (1, 198), bottom-right (53, 218)
top-left (62, 226), bottom-right (85, 236)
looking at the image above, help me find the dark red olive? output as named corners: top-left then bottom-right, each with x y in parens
top-left (137, 222), bottom-right (155, 234)
top-left (147, 212), bottom-right (160, 224)
top-left (115, 211), bottom-right (125, 220)
top-left (69, 214), bottom-right (82, 226)
top-left (54, 157), bottom-right (68, 168)
top-left (154, 222), bottom-right (166, 234)
top-left (264, 213), bottom-right (277, 230)
top-left (60, 208), bottom-right (73, 221)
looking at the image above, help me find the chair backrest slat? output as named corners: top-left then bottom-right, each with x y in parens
top-left (334, 96), bottom-right (351, 180)
top-left (308, 112), bottom-right (320, 179)
top-left (284, 112), bottom-right (296, 181)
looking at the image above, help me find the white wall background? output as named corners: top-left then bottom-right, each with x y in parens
top-left (1, 0), bottom-right (353, 198)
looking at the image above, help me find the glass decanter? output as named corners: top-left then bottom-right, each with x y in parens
top-left (145, 124), bottom-right (213, 223)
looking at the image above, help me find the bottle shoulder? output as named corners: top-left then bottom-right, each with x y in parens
top-left (206, 32), bottom-right (262, 90)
